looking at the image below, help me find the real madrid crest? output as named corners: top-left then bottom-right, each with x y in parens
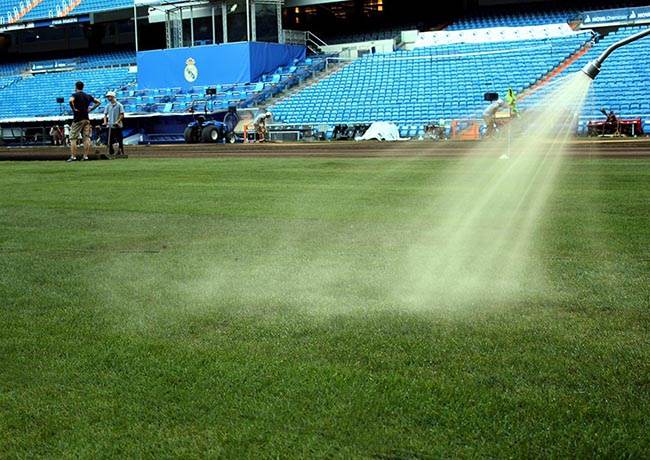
top-left (184, 57), bottom-right (198, 83)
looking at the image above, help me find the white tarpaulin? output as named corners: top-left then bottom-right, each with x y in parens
top-left (355, 122), bottom-right (407, 142)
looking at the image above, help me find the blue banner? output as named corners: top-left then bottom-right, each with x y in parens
top-left (578, 6), bottom-right (650, 29)
top-left (249, 42), bottom-right (307, 82)
top-left (136, 42), bottom-right (306, 89)
top-left (0, 15), bottom-right (89, 33)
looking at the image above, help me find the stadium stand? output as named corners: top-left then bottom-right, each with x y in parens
top-left (522, 26), bottom-right (650, 135)
top-left (0, 50), bottom-right (135, 119)
top-left (446, 10), bottom-right (574, 30)
top-left (1, 3), bottom-right (649, 137)
top-left (0, 0), bottom-right (130, 24)
top-left (0, 61), bottom-right (27, 76)
top-left (270, 32), bottom-right (593, 136)
top-left (0, 52), bottom-right (328, 119)
top-left (0, 67), bottom-right (134, 119)
top-left (445, 2), bottom-right (645, 31)
top-left (324, 26), bottom-right (420, 45)
top-left (112, 56), bottom-right (327, 115)
top-left (66, 0), bottom-right (131, 16)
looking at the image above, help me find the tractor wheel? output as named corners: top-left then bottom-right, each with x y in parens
top-left (184, 127), bottom-right (196, 143)
top-left (201, 126), bottom-right (220, 143)
top-left (227, 132), bottom-right (237, 144)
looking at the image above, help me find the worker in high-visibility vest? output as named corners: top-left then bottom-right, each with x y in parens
top-left (506, 88), bottom-right (519, 116)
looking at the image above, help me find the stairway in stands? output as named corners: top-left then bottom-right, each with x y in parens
top-left (7, 0), bottom-right (44, 24)
top-left (269, 58), bottom-right (352, 108)
top-left (519, 38), bottom-right (594, 102)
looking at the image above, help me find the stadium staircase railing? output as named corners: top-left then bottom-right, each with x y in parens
top-left (283, 30), bottom-right (328, 54)
top-left (58, 0), bottom-right (82, 17)
top-left (2, 0), bottom-right (44, 24)
top-left (518, 39), bottom-right (594, 103)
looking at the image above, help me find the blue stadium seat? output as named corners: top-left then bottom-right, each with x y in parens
top-left (0, 0), bottom-right (130, 23)
top-left (271, 33), bottom-right (594, 134)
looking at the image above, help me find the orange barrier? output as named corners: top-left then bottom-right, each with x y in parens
top-left (450, 119), bottom-right (481, 140)
top-left (457, 122), bottom-right (480, 140)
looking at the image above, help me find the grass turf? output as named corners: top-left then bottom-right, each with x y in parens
top-left (0, 157), bottom-right (649, 457)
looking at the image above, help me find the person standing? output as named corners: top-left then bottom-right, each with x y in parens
top-left (102, 91), bottom-right (125, 156)
top-left (63, 123), bottom-right (70, 146)
top-left (506, 88), bottom-right (519, 116)
top-left (49, 125), bottom-right (63, 146)
top-left (67, 81), bottom-right (100, 162)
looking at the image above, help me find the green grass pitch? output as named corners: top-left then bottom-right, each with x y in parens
top-left (1, 157), bottom-right (649, 457)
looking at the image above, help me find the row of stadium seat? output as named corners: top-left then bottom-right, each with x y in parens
top-left (0, 67), bottom-right (134, 119)
top-left (0, 0), bottom-right (130, 25)
top-left (446, 10), bottom-right (574, 30)
top-left (0, 50), bottom-right (135, 76)
top-left (324, 26), bottom-right (417, 45)
top-left (521, 25), bottom-right (650, 134)
top-left (0, 54), bottom-right (328, 119)
top-left (108, 57), bottom-right (327, 115)
top-left (271, 33), bottom-right (592, 126)
top-left (70, 0), bottom-right (130, 16)
top-left (445, 2), bottom-right (640, 31)
top-left (270, 26), bottom-right (650, 136)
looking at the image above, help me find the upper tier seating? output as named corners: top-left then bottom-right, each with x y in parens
top-left (324, 26), bottom-right (420, 45)
top-left (447, 10), bottom-right (574, 30)
top-left (446, 2), bottom-right (643, 31)
top-left (271, 33), bottom-right (592, 135)
top-left (28, 50), bottom-right (136, 73)
top-left (68, 0), bottom-right (131, 16)
top-left (0, 0), bottom-right (130, 25)
top-left (0, 49), bottom-right (134, 76)
top-left (0, 61), bottom-right (27, 76)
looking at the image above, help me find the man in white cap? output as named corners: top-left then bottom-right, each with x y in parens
top-left (103, 91), bottom-right (125, 156)
top-left (482, 98), bottom-right (507, 137)
top-left (253, 108), bottom-right (272, 142)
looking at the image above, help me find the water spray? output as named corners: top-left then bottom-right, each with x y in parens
top-left (582, 27), bottom-right (650, 79)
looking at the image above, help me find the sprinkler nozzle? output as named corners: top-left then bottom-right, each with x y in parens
top-left (581, 27), bottom-right (650, 80)
top-left (581, 60), bottom-right (601, 80)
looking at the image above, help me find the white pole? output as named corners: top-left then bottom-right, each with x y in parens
top-left (250, 0), bottom-right (256, 41)
top-left (246, 0), bottom-right (250, 42)
top-left (133, 3), bottom-right (139, 52)
top-left (277, 0), bottom-right (283, 44)
top-left (222, 1), bottom-right (228, 43)
top-left (211, 6), bottom-right (216, 44)
top-left (190, 5), bottom-right (194, 47)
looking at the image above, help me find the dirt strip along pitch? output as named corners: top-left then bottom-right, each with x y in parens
top-left (1, 138), bottom-right (650, 161)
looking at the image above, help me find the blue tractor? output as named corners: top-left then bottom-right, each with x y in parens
top-left (184, 106), bottom-right (240, 144)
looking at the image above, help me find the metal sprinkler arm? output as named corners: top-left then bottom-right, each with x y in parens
top-left (582, 27), bottom-right (650, 79)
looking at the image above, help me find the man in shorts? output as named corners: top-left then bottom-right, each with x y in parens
top-left (67, 81), bottom-right (101, 162)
